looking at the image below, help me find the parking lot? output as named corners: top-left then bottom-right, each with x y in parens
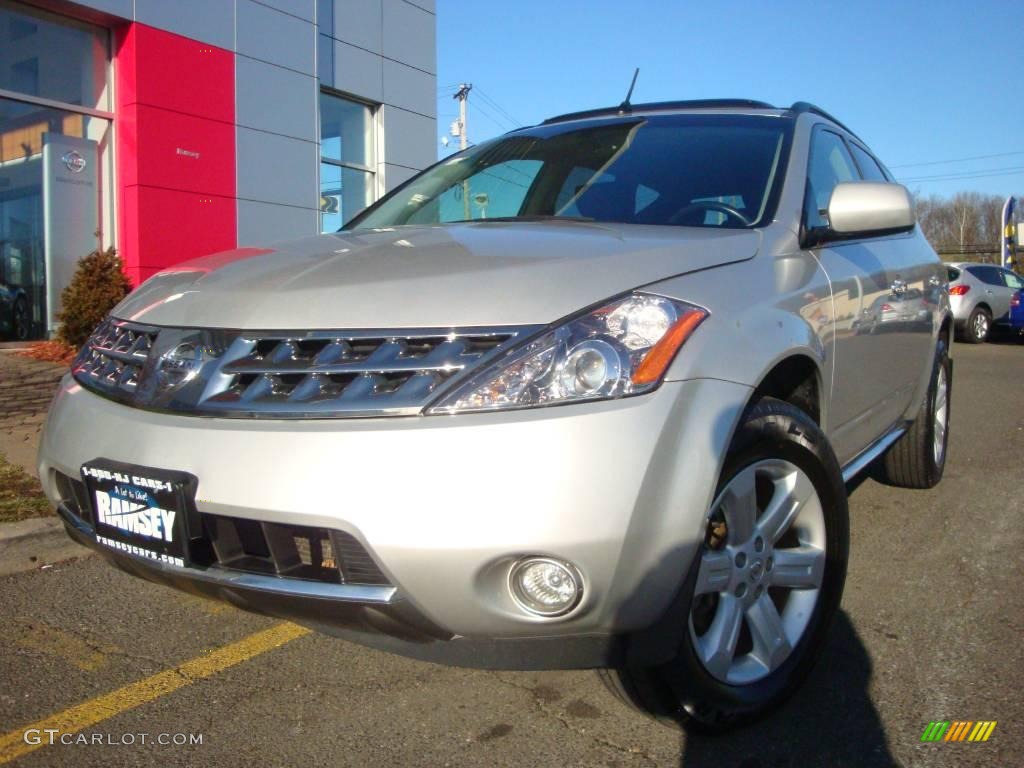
top-left (1, 340), bottom-right (1021, 768)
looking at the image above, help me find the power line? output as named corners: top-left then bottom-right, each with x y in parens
top-left (474, 87), bottom-right (523, 127)
top-left (890, 150), bottom-right (1024, 169)
top-left (899, 166), bottom-right (1024, 183)
top-left (472, 100), bottom-right (516, 132)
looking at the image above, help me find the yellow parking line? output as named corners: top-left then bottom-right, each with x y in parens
top-left (0, 622), bottom-right (310, 764)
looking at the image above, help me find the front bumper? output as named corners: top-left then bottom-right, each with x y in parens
top-left (39, 375), bottom-right (750, 669)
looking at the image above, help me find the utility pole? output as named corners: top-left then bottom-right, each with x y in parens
top-left (453, 83), bottom-right (472, 219)
top-left (453, 83), bottom-right (472, 149)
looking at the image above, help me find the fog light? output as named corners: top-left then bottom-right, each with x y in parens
top-left (509, 557), bottom-right (582, 617)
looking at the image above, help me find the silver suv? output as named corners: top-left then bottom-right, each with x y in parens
top-left (38, 100), bottom-right (952, 730)
top-left (947, 261), bottom-right (1024, 343)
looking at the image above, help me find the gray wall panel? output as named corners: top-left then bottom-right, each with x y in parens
top-left (382, 0), bottom-right (435, 74)
top-left (237, 127), bottom-right (319, 208)
top-left (252, 0), bottom-right (315, 21)
top-left (405, 0), bottom-right (435, 13)
top-left (237, 0), bottom-right (315, 75)
top-left (236, 56), bottom-right (318, 142)
top-left (134, 0), bottom-right (234, 50)
top-left (332, 39), bottom-right (383, 103)
top-left (237, 199), bottom-right (319, 244)
top-left (317, 33), bottom-right (334, 86)
top-left (73, 0), bottom-right (133, 19)
top-left (384, 162), bottom-right (418, 192)
top-left (382, 106), bottom-right (436, 170)
top-left (382, 59), bottom-right (434, 117)
top-left (332, 0), bottom-right (382, 53)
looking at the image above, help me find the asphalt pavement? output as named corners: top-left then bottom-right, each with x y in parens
top-left (1, 340), bottom-right (1021, 767)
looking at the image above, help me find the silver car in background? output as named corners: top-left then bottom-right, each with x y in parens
top-left (38, 100), bottom-right (952, 731)
top-left (947, 261), bottom-right (1024, 343)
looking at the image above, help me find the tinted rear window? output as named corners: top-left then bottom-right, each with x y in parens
top-left (967, 265), bottom-right (1004, 286)
top-left (947, 266), bottom-right (960, 281)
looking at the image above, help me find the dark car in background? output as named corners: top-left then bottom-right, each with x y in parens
top-left (1009, 289), bottom-right (1024, 334)
top-left (0, 280), bottom-right (29, 342)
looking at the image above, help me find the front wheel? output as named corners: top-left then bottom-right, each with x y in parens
top-left (601, 398), bottom-right (849, 731)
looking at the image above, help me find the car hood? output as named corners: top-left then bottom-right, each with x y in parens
top-left (113, 222), bottom-right (760, 329)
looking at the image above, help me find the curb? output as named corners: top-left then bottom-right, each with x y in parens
top-left (0, 517), bottom-right (93, 576)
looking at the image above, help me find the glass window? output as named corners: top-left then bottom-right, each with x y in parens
top-left (947, 266), bottom-right (960, 281)
top-left (1002, 270), bottom-right (1023, 290)
top-left (319, 162), bottom-right (374, 233)
top-left (804, 130), bottom-right (859, 231)
top-left (966, 265), bottom-right (1004, 286)
top-left (1, 97), bottom-right (112, 341)
top-left (319, 91), bottom-right (375, 231)
top-left (0, 1), bottom-right (109, 110)
top-left (347, 114), bottom-right (792, 231)
top-left (404, 159), bottom-right (542, 224)
top-left (849, 143), bottom-right (888, 182)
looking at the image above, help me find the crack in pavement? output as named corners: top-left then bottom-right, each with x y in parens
top-left (492, 673), bottom-right (661, 766)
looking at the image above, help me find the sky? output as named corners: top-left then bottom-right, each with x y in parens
top-left (435, 0), bottom-right (1024, 202)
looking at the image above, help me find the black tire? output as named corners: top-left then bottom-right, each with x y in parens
top-left (876, 337), bottom-right (951, 489)
top-left (962, 306), bottom-right (990, 344)
top-left (600, 398), bottom-right (849, 732)
top-left (12, 297), bottom-right (29, 341)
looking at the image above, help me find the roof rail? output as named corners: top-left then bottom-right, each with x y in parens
top-left (541, 99), bottom-right (777, 125)
top-left (788, 101), bottom-right (860, 139)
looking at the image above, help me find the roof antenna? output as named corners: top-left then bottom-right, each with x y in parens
top-left (618, 68), bottom-right (639, 114)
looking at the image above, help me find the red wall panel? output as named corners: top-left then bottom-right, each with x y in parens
top-left (126, 186), bottom-right (236, 274)
top-left (129, 105), bottom-right (235, 196)
top-left (115, 23), bottom-right (236, 285)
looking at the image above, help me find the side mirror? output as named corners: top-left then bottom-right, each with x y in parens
top-left (827, 181), bottom-right (915, 237)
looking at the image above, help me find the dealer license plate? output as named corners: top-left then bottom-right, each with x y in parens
top-left (81, 460), bottom-right (196, 568)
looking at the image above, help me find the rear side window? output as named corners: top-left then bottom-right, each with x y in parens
top-left (850, 143), bottom-right (888, 182)
top-left (947, 266), bottom-right (961, 281)
top-left (1003, 271), bottom-right (1024, 290)
top-left (966, 265), bottom-right (1004, 286)
top-left (804, 130), bottom-right (859, 230)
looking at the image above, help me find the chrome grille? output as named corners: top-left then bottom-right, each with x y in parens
top-left (73, 320), bottom-right (536, 417)
top-left (73, 318), bottom-right (158, 394)
top-left (205, 331), bottom-right (516, 416)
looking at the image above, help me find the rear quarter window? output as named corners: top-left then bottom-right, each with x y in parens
top-left (966, 265), bottom-right (1004, 286)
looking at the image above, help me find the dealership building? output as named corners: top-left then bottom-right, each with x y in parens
top-left (0, 0), bottom-right (438, 340)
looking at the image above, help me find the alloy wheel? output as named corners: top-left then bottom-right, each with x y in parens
top-left (972, 311), bottom-right (988, 342)
top-left (933, 364), bottom-right (948, 465)
top-left (690, 459), bottom-right (826, 685)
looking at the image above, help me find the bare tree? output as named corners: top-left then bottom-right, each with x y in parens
top-left (912, 191), bottom-right (1008, 257)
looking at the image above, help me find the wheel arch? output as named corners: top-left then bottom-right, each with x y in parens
top-left (745, 353), bottom-right (825, 429)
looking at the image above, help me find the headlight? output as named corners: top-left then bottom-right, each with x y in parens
top-left (428, 293), bottom-right (707, 413)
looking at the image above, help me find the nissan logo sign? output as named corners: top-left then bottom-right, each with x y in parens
top-left (62, 151), bottom-right (87, 173)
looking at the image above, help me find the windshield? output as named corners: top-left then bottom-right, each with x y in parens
top-left (345, 114), bottom-right (793, 231)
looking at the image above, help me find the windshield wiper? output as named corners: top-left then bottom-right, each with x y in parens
top-left (449, 215), bottom-right (596, 224)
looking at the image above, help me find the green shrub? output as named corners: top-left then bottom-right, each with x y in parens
top-left (56, 245), bottom-right (131, 349)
